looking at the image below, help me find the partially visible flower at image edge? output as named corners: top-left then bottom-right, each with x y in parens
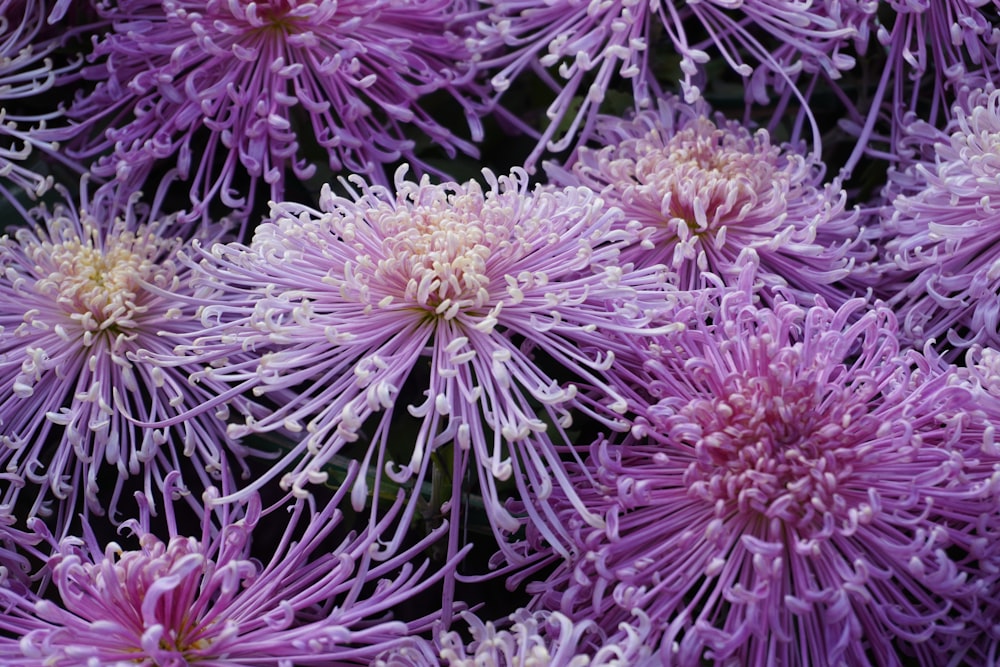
top-left (836, 0), bottom-right (1000, 176)
top-left (875, 84), bottom-right (1000, 356)
top-left (0, 0), bottom-right (85, 214)
top-left (65, 0), bottom-right (488, 221)
top-left (473, 0), bottom-right (859, 170)
top-left (0, 468), bottom-right (458, 665)
top-left (374, 608), bottom-right (655, 666)
top-left (529, 257), bottom-right (1000, 665)
top-left (0, 177), bottom-right (255, 531)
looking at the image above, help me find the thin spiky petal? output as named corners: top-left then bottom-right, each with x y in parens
top-left (0, 177), bottom-right (254, 532)
top-left (66, 0), bottom-right (487, 220)
top-left (531, 258), bottom-right (1000, 665)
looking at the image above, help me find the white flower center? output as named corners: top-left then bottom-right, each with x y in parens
top-left (25, 219), bottom-right (179, 344)
top-left (366, 185), bottom-right (510, 321)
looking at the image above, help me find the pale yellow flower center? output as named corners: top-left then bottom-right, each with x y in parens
top-left (27, 219), bottom-right (179, 344)
top-left (372, 190), bottom-right (500, 321)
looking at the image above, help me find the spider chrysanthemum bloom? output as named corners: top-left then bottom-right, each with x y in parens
top-left (0, 179), bottom-right (252, 530)
top-left (176, 166), bottom-right (669, 560)
top-left (532, 262), bottom-right (1000, 665)
top-left (67, 0), bottom-right (486, 220)
top-left (837, 0), bottom-right (1000, 175)
top-left (474, 0), bottom-right (857, 170)
top-left (876, 85), bottom-right (1000, 355)
top-left (0, 470), bottom-right (456, 665)
top-left (0, 0), bottom-right (84, 212)
top-left (375, 609), bottom-right (654, 667)
top-left (545, 97), bottom-right (871, 305)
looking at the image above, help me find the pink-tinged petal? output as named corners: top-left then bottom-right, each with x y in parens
top-left (546, 95), bottom-right (874, 306)
top-left (530, 258), bottom-right (1000, 665)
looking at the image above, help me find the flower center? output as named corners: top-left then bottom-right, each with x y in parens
top-left (638, 117), bottom-right (781, 234)
top-left (207, 0), bottom-right (311, 31)
top-left (681, 345), bottom-right (858, 525)
top-left (59, 533), bottom-right (238, 662)
top-left (25, 220), bottom-right (179, 344)
top-left (373, 192), bottom-right (497, 321)
top-left (65, 534), bottom-right (211, 664)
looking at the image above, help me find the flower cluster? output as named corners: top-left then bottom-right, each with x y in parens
top-left (530, 260), bottom-right (1000, 664)
top-left (1, 2), bottom-right (1000, 666)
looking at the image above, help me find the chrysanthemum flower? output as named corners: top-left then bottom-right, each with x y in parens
top-left (876, 85), bottom-right (1000, 355)
top-left (474, 0), bottom-right (858, 169)
top-left (837, 0), bottom-right (1000, 175)
top-left (531, 259), bottom-right (1000, 665)
top-left (0, 178), bottom-right (253, 531)
top-left (67, 0), bottom-right (486, 220)
top-left (375, 609), bottom-right (654, 666)
top-left (172, 166), bottom-right (670, 561)
top-left (0, 469), bottom-right (456, 665)
top-left (545, 96), bottom-right (871, 305)
top-left (0, 0), bottom-right (84, 213)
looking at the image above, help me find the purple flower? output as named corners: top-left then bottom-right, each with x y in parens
top-left (375, 609), bottom-right (654, 666)
top-left (531, 259), bottom-right (1000, 665)
top-left (0, 470), bottom-right (455, 665)
top-left (66, 0), bottom-right (486, 219)
top-left (172, 166), bottom-right (669, 562)
top-left (838, 0), bottom-right (1000, 175)
top-left (0, 178), bottom-right (253, 531)
top-left (474, 0), bottom-right (858, 170)
top-left (876, 85), bottom-right (1000, 355)
top-left (545, 96), bottom-right (872, 305)
top-left (0, 0), bottom-right (84, 213)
